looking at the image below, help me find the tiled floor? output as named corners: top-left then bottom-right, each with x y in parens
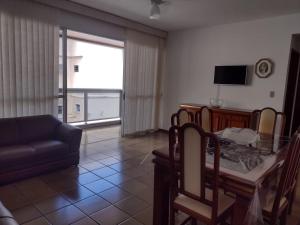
top-left (0, 125), bottom-right (300, 225)
top-left (0, 125), bottom-right (167, 225)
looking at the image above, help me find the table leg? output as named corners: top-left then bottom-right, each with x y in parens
top-left (153, 162), bottom-right (170, 225)
top-left (232, 195), bottom-right (251, 225)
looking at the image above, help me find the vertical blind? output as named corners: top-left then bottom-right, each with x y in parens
top-left (123, 30), bottom-right (165, 135)
top-left (0, 10), bottom-right (59, 118)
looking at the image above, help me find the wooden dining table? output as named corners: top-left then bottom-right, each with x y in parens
top-left (152, 129), bottom-right (289, 225)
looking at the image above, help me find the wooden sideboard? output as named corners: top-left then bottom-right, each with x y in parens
top-left (180, 103), bottom-right (253, 132)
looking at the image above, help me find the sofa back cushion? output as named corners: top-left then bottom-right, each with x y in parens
top-left (17, 115), bottom-right (61, 143)
top-left (0, 118), bottom-right (18, 147)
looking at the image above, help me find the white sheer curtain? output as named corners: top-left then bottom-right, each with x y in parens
top-left (0, 10), bottom-right (59, 118)
top-left (123, 30), bottom-right (165, 135)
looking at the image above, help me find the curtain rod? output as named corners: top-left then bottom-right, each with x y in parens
top-left (31, 0), bottom-right (168, 39)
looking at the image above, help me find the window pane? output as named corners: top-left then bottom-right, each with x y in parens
top-left (67, 38), bottom-right (123, 89)
top-left (87, 93), bottom-right (120, 121)
top-left (57, 98), bottom-right (63, 121)
top-left (67, 93), bottom-right (84, 123)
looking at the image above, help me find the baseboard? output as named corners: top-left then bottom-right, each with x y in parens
top-left (158, 128), bottom-right (168, 133)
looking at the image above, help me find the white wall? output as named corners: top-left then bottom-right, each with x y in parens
top-left (162, 13), bottom-right (300, 129)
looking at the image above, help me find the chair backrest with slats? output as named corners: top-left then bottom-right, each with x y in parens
top-left (169, 126), bottom-right (179, 163)
top-left (171, 109), bottom-right (194, 127)
top-left (272, 128), bottom-right (300, 219)
top-left (195, 106), bottom-right (213, 132)
top-left (252, 108), bottom-right (286, 136)
top-left (175, 123), bottom-right (221, 220)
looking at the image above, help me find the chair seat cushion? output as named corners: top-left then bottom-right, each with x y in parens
top-left (262, 196), bottom-right (287, 213)
top-left (174, 189), bottom-right (235, 219)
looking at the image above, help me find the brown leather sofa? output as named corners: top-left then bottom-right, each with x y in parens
top-left (0, 202), bottom-right (18, 225)
top-left (0, 115), bottom-right (82, 184)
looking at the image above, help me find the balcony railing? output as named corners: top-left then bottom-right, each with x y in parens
top-left (58, 88), bottom-right (122, 125)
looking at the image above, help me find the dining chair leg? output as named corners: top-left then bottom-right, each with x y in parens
top-left (191, 218), bottom-right (197, 225)
top-left (288, 187), bottom-right (296, 214)
top-left (280, 207), bottom-right (288, 225)
top-left (169, 206), bottom-right (175, 225)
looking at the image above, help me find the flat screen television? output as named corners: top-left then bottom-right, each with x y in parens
top-left (214, 65), bottom-right (248, 85)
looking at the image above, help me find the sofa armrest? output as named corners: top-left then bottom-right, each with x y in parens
top-left (0, 202), bottom-right (19, 225)
top-left (55, 123), bottom-right (82, 152)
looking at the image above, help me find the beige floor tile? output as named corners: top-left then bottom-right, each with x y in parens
top-left (109, 162), bottom-right (135, 172)
top-left (34, 195), bottom-right (71, 214)
top-left (60, 166), bottom-right (89, 177)
top-left (122, 167), bottom-right (147, 179)
top-left (62, 185), bottom-right (94, 203)
top-left (22, 217), bottom-right (51, 225)
top-left (119, 218), bottom-right (143, 225)
top-left (133, 206), bottom-right (153, 225)
top-left (115, 196), bottom-right (149, 216)
top-left (45, 205), bottom-right (85, 225)
top-left (71, 217), bottom-right (99, 225)
top-left (91, 205), bottom-right (129, 225)
top-left (12, 205), bottom-right (42, 224)
top-left (104, 173), bottom-right (132, 185)
top-left (134, 187), bottom-right (154, 204)
top-left (0, 185), bottom-right (31, 210)
top-left (99, 157), bottom-right (120, 166)
top-left (15, 178), bottom-right (57, 202)
top-left (76, 172), bottom-right (101, 185)
top-left (74, 195), bottom-right (110, 215)
top-left (80, 161), bottom-right (105, 171)
top-left (118, 179), bottom-right (148, 195)
top-left (45, 177), bottom-right (79, 192)
top-left (84, 179), bottom-right (115, 193)
top-left (92, 167), bottom-right (118, 178)
top-left (99, 187), bottom-right (132, 204)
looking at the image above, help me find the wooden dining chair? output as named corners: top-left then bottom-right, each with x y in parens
top-left (251, 107), bottom-right (286, 136)
top-left (262, 128), bottom-right (300, 225)
top-left (171, 109), bottom-right (194, 127)
top-left (195, 106), bottom-right (213, 132)
top-left (169, 123), bottom-right (235, 225)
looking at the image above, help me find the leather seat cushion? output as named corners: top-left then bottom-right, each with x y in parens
top-left (174, 189), bottom-right (235, 219)
top-left (0, 141), bottom-right (69, 170)
top-left (29, 140), bottom-right (69, 159)
top-left (263, 196), bottom-right (287, 213)
top-left (0, 145), bottom-right (35, 168)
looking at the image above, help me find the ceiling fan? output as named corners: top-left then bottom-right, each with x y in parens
top-left (149, 0), bottom-right (168, 20)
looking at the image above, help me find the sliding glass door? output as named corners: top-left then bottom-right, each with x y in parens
top-left (58, 29), bottom-right (124, 127)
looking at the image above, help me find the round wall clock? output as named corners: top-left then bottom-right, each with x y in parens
top-left (255, 58), bottom-right (273, 78)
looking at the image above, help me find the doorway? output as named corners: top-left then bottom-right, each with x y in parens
top-left (58, 30), bottom-right (124, 132)
top-left (284, 34), bottom-right (300, 136)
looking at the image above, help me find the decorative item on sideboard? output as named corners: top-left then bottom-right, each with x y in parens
top-left (255, 58), bottom-right (274, 78)
top-left (210, 98), bottom-right (224, 108)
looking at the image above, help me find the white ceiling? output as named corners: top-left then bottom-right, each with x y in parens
top-left (70, 0), bottom-right (300, 31)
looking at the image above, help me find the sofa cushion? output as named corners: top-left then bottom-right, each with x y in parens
top-left (0, 145), bottom-right (35, 169)
top-left (0, 118), bottom-right (18, 147)
top-left (17, 115), bottom-right (61, 144)
top-left (30, 140), bottom-right (69, 158)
